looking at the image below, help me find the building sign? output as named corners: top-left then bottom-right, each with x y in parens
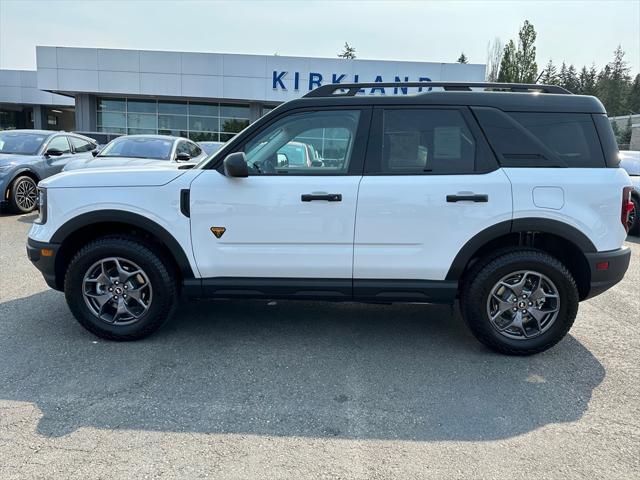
top-left (272, 71), bottom-right (433, 95)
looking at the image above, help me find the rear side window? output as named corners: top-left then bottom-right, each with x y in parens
top-left (473, 107), bottom-right (605, 168)
top-left (509, 113), bottom-right (604, 167)
top-left (69, 136), bottom-right (95, 153)
top-left (381, 109), bottom-right (476, 174)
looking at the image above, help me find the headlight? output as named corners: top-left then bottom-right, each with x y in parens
top-left (35, 187), bottom-right (47, 224)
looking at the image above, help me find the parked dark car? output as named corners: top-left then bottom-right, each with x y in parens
top-left (0, 129), bottom-right (97, 213)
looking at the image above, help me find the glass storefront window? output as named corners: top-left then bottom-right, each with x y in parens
top-left (189, 132), bottom-right (220, 142)
top-left (189, 116), bottom-right (218, 132)
top-left (189, 103), bottom-right (219, 117)
top-left (158, 101), bottom-right (188, 115)
top-left (97, 112), bottom-right (126, 128)
top-left (96, 98), bottom-right (253, 142)
top-left (128, 113), bottom-right (157, 130)
top-left (220, 104), bottom-right (250, 118)
top-left (98, 98), bottom-right (126, 111)
top-left (159, 114), bottom-right (188, 130)
top-left (221, 118), bottom-right (249, 133)
top-left (127, 99), bottom-right (157, 113)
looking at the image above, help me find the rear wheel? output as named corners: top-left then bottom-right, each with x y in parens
top-left (9, 175), bottom-right (38, 214)
top-left (461, 249), bottom-right (579, 355)
top-left (628, 196), bottom-right (640, 236)
top-left (64, 236), bottom-right (178, 340)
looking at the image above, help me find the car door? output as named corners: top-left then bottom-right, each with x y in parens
top-left (189, 107), bottom-right (371, 295)
top-left (353, 106), bottom-right (512, 298)
top-left (41, 135), bottom-right (74, 177)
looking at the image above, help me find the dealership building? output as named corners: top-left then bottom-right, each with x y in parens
top-left (1, 46), bottom-right (486, 141)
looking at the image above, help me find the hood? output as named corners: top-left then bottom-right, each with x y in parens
top-left (619, 151), bottom-right (640, 176)
top-left (41, 166), bottom-right (188, 188)
top-left (63, 156), bottom-right (173, 171)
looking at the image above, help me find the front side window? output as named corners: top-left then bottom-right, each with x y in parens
top-left (0, 132), bottom-right (48, 155)
top-left (381, 109), bottom-right (476, 174)
top-left (47, 136), bottom-right (71, 154)
top-left (242, 110), bottom-right (360, 175)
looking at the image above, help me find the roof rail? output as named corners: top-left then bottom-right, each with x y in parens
top-left (303, 82), bottom-right (571, 98)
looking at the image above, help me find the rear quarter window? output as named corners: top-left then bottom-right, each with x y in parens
top-left (473, 107), bottom-right (606, 168)
top-left (509, 112), bottom-right (605, 168)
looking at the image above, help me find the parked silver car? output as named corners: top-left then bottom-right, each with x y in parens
top-left (63, 135), bottom-right (207, 171)
top-left (0, 129), bottom-right (97, 213)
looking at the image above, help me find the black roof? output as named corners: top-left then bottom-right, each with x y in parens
top-left (280, 82), bottom-right (606, 114)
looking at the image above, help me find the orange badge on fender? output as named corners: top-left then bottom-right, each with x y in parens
top-left (210, 226), bottom-right (226, 238)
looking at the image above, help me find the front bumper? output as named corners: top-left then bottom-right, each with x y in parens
top-left (27, 238), bottom-right (61, 291)
top-left (584, 247), bottom-right (631, 299)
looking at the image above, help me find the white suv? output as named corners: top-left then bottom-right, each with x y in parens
top-left (27, 82), bottom-right (634, 355)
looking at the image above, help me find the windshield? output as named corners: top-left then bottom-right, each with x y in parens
top-left (0, 132), bottom-right (48, 155)
top-left (98, 137), bottom-right (173, 160)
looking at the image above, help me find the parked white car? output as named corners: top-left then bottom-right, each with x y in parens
top-left (62, 135), bottom-right (207, 171)
top-left (27, 81), bottom-right (633, 355)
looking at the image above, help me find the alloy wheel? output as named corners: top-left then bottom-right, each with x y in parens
top-left (486, 270), bottom-right (560, 340)
top-left (82, 257), bottom-right (153, 325)
top-left (14, 178), bottom-right (38, 211)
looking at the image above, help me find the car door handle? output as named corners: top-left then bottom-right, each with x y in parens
top-left (301, 193), bottom-right (342, 202)
top-left (446, 194), bottom-right (489, 203)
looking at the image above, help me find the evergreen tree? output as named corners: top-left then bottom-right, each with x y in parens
top-left (628, 74), bottom-right (640, 113)
top-left (620, 117), bottom-right (633, 146)
top-left (540, 59), bottom-right (558, 85)
top-left (597, 46), bottom-right (631, 116)
top-left (515, 20), bottom-right (538, 82)
top-left (563, 64), bottom-right (580, 93)
top-left (337, 42), bottom-right (356, 59)
top-left (578, 65), bottom-right (598, 95)
top-left (497, 20), bottom-right (538, 83)
top-left (457, 52), bottom-right (469, 64)
top-left (498, 40), bottom-right (517, 82)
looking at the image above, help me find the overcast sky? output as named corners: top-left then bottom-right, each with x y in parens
top-left (1, 0), bottom-right (638, 74)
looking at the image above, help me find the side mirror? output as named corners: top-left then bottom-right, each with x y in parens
top-left (277, 152), bottom-right (288, 167)
top-left (223, 152), bottom-right (249, 178)
top-left (45, 148), bottom-right (64, 157)
top-left (311, 160), bottom-right (323, 167)
top-left (176, 152), bottom-right (191, 162)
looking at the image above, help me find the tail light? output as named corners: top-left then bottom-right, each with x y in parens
top-left (621, 186), bottom-right (634, 232)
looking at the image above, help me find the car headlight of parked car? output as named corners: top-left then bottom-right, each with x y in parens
top-left (35, 187), bottom-right (47, 224)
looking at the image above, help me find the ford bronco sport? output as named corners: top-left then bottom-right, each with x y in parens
top-left (27, 82), bottom-right (634, 355)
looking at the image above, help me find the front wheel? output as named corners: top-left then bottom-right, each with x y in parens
top-left (64, 236), bottom-right (178, 340)
top-left (9, 175), bottom-right (38, 213)
top-left (461, 249), bottom-right (579, 355)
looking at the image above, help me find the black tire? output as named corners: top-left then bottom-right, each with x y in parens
top-left (64, 236), bottom-right (178, 341)
top-left (9, 175), bottom-right (38, 214)
top-left (628, 196), bottom-right (640, 236)
top-left (461, 249), bottom-right (579, 355)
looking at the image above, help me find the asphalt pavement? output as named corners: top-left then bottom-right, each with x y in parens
top-left (0, 211), bottom-right (638, 479)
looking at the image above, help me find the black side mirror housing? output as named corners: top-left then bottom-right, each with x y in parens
top-left (91, 149), bottom-right (100, 157)
top-left (45, 148), bottom-right (64, 157)
top-left (223, 152), bottom-right (249, 178)
top-left (176, 152), bottom-right (191, 162)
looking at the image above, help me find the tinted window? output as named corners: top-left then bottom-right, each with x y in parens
top-left (509, 112), bottom-right (605, 167)
top-left (69, 136), bottom-right (95, 153)
top-left (47, 136), bottom-right (71, 154)
top-left (243, 110), bottom-right (360, 175)
top-left (0, 132), bottom-right (48, 155)
top-left (175, 141), bottom-right (191, 158)
top-left (381, 109), bottom-right (475, 174)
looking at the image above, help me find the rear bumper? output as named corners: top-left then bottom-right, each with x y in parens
top-left (26, 238), bottom-right (61, 291)
top-left (584, 247), bottom-right (631, 299)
